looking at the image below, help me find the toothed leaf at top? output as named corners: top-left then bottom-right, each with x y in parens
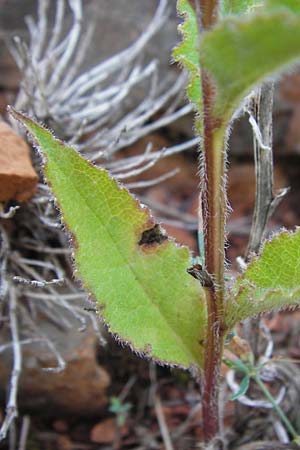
top-left (173, 0), bottom-right (202, 132)
top-left (266, 0), bottom-right (300, 14)
top-left (221, 0), bottom-right (262, 16)
top-left (225, 229), bottom-right (300, 330)
top-left (10, 108), bottom-right (207, 371)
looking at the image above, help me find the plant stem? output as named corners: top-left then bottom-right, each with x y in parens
top-left (254, 374), bottom-right (300, 444)
top-left (191, 0), bottom-right (225, 444)
top-left (200, 72), bottom-right (226, 444)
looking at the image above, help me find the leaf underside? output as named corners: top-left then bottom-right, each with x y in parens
top-left (200, 9), bottom-right (300, 122)
top-left (10, 109), bottom-right (207, 371)
top-left (226, 229), bottom-right (300, 329)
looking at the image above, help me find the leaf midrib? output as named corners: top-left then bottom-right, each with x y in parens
top-left (49, 152), bottom-right (200, 367)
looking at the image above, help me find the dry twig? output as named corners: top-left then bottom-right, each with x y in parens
top-left (0, 286), bottom-right (22, 440)
top-left (246, 82), bottom-right (288, 258)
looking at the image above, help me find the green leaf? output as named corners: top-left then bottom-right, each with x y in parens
top-left (225, 229), bottom-right (300, 329)
top-left (10, 108), bottom-right (207, 371)
top-left (229, 375), bottom-right (250, 401)
top-left (223, 357), bottom-right (248, 373)
top-left (109, 397), bottom-right (131, 415)
top-left (109, 397), bottom-right (131, 426)
top-left (221, 0), bottom-right (262, 16)
top-left (173, 0), bottom-right (202, 132)
top-left (200, 10), bottom-right (300, 122)
top-left (266, 0), bottom-right (300, 14)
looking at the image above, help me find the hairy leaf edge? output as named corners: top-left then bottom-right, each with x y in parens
top-left (8, 106), bottom-right (205, 375)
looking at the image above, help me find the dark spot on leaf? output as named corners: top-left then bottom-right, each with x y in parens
top-left (138, 224), bottom-right (168, 246)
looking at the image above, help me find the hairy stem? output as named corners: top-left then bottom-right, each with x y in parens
top-left (190, 0), bottom-right (225, 444)
top-left (198, 14), bottom-right (226, 450)
top-left (201, 71), bottom-right (226, 445)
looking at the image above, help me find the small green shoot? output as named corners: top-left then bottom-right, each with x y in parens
top-left (224, 356), bottom-right (300, 443)
top-left (109, 397), bottom-right (131, 427)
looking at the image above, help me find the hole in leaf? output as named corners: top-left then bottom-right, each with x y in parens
top-left (138, 224), bottom-right (168, 246)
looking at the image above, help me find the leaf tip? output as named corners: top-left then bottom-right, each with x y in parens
top-left (7, 105), bottom-right (32, 128)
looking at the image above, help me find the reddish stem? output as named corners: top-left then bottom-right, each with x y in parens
top-left (200, 70), bottom-right (226, 445)
top-left (194, 0), bottom-right (226, 445)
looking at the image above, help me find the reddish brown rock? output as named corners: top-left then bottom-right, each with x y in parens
top-left (90, 418), bottom-right (128, 444)
top-left (90, 418), bottom-right (117, 444)
top-left (0, 323), bottom-right (110, 417)
top-left (0, 121), bottom-right (38, 201)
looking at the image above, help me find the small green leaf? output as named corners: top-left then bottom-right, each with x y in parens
top-left (223, 357), bottom-right (248, 373)
top-left (221, 0), bottom-right (262, 16)
top-left (109, 397), bottom-right (131, 426)
top-left (266, 0), bottom-right (300, 14)
top-left (225, 229), bottom-right (300, 329)
top-left (173, 0), bottom-right (202, 131)
top-left (200, 10), bottom-right (300, 122)
top-left (229, 375), bottom-right (250, 401)
top-left (173, 0), bottom-right (199, 72)
top-left (10, 108), bottom-right (207, 371)
top-left (109, 397), bottom-right (131, 414)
